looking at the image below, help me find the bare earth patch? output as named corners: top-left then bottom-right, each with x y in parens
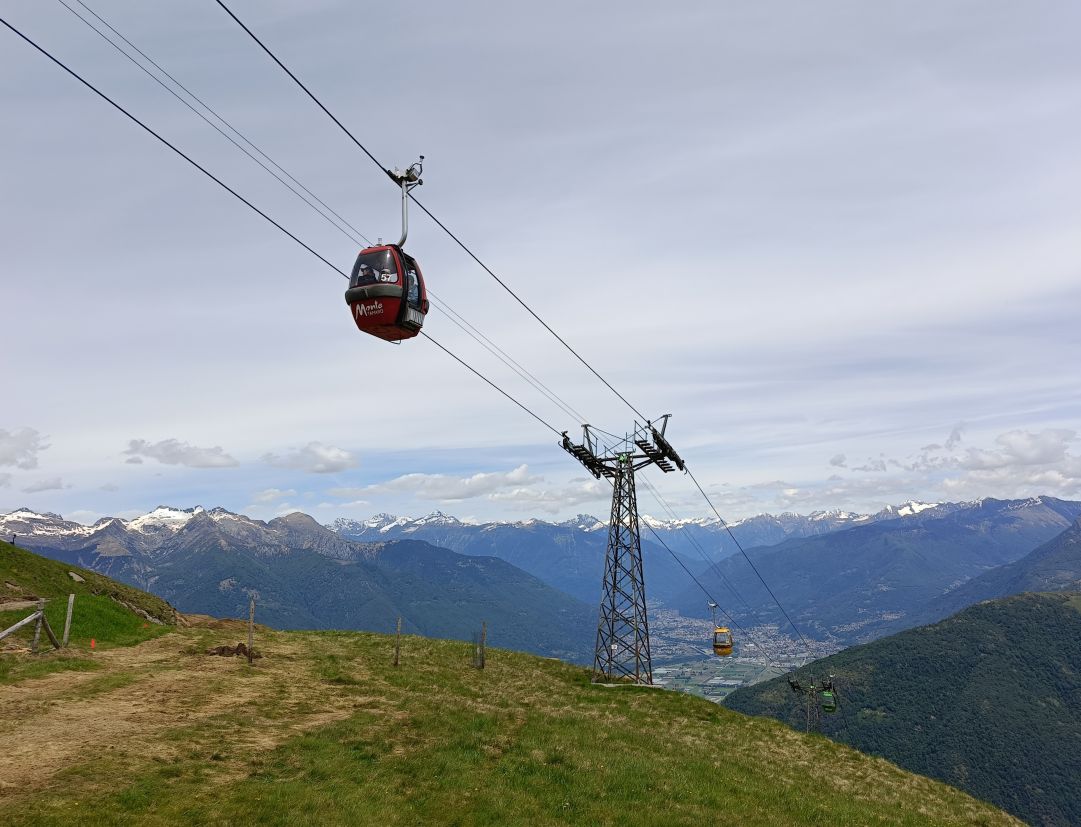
top-left (0, 629), bottom-right (359, 799)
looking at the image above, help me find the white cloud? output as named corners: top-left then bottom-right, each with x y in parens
top-left (124, 438), bottom-right (238, 468)
top-left (0, 427), bottom-right (48, 469)
top-left (829, 453), bottom-right (847, 468)
top-left (488, 478), bottom-right (608, 514)
top-left (21, 477), bottom-right (70, 493)
top-left (959, 428), bottom-right (1075, 471)
top-left (340, 464), bottom-right (542, 503)
top-left (99, 483), bottom-right (119, 492)
top-left (0, 473), bottom-right (10, 488)
top-left (262, 442), bottom-right (355, 474)
top-left (251, 487), bottom-right (297, 503)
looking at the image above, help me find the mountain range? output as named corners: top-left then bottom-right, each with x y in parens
top-left (329, 501), bottom-right (945, 605)
top-left (1, 506), bottom-right (593, 662)
top-left (7, 496), bottom-right (1081, 656)
top-left (670, 496), bottom-right (1081, 642)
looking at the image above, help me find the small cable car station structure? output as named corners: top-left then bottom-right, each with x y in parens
top-left (788, 675), bottom-right (838, 732)
top-left (562, 415), bottom-right (685, 685)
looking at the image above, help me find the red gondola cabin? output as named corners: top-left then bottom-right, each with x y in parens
top-left (345, 244), bottom-right (429, 342)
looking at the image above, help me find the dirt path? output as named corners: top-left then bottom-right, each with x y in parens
top-left (0, 629), bottom-right (368, 799)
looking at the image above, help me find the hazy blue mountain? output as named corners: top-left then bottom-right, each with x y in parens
top-left (671, 496), bottom-right (1081, 642)
top-left (327, 505), bottom-right (920, 604)
top-left (903, 517), bottom-right (1081, 629)
top-left (725, 592), bottom-right (1081, 826)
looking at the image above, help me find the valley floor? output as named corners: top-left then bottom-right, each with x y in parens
top-left (0, 624), bottom-right (1020, 827)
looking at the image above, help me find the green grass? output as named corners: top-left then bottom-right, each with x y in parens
top-left (0, 628), bottom-right (1020, 826)
top-left (0, 540), bottom-right (173, 684)
top-left (0, 539), bottom-right (174, 623)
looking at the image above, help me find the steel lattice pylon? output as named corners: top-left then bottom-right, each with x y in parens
top-left (592, 457), bottom-right (652, 684)
top-left (560, 416), bottom-right (685, 687)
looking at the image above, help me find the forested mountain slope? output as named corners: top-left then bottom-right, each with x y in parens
top-left (725, 592), bottom-right (1081, 826)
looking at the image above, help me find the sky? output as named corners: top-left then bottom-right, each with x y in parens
top-left (2, 0), bottom-right (1080, 526)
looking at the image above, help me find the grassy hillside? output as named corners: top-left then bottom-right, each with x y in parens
top-left (725, 592), bottom-right (1081, 826)
top-left (0, 621), bottom-right (1019, 825)
top-left (0, 540), bottom-right (174, 683)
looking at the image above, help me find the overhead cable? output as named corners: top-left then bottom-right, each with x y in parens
top-left (58, 0), bottom-right (372, 249)
top-left (4, 15), bottom-right (569, 444)
top-left (59, 0), bottom-right (587, 431)
top-left (687, 468), bottom-right (813, 650)
top-left (639, 473), bottom-right (759, 619)
top-left (637, 519), bottom-right (780, 666)
top-left (0, 15), bottom-right (348, 279)
top-left (421, 332), bottom-right (562, 436)
top-left (212, 0), bottom-right (648, 422)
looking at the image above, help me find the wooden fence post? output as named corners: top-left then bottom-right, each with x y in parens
top-left (479, 621), bottom-right (487, 670)
top-left (31, 599), bottom-right (45, 653)
top-left (0, 611), bottom-right (43, 643)
top-left (394, 616), bottom-right (401, 668)
top-left (63, 594), bottom-right (75, 647)
top-left (248, 597), bottom-right (255, 666)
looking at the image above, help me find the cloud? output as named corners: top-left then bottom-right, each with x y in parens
top-left (21, 477), bottom-right (70, 493)
top-left (959, 428), bottom-right (1075, 471)
top-left (0, 473), bottom-right (11, 488)
top-left (944, 423), bottom-right (966, 451)
top-left (339, 464), bottom-right (543, 503)
top-left (251, 487), bottom-right (296, 503)
top-left (0, 427), bottom-right (48, 469)
top-left (853, 458), bottom-right (887, 473)
top-left (99, 483), bottom-right (119, 492)
top-left (487, 478), bottom-right (608, 514)
top-left (262, 442), bottom-right (355, 474)
top-left (829, 453), bottom-right (847, 468)
top-left (124, 438), bottom-right (238, 468)
top-left (937, 429), bottom-right (1081, 499)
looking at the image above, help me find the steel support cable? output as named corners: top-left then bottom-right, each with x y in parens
top-left (57, 0), bottom-right (372, 249)
top-left (66, 0), bottom-right (598, 433)
top-left (0, 15), bottom-right (349, 280)
top-left (213, 0), bottom-right (648, 423)
top-left (686, 468), bottom-right (813, 651)
top-left (637, 519), bottom-right (781, 667)
top-left (420, 332), bottom-right (561, 437)
top-left (638, 473), bottom-right (759, 620)
top-left (64, 0), bottom-right (592, 433)
top-left (426, 293), bottom-right (589, 425)
top-left (5, 16), bottom-right (574, 445)
top-left (637, 475), bottom-right (780, 663)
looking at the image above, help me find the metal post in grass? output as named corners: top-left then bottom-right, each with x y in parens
top-left (63, 594), bottom-right (75, 647)
top-left (31, 599), bottom-right (45, 653)
top-left (248, 597), bottom-right (255, 665)
top-left (394, 616), bottom-right (402, 668)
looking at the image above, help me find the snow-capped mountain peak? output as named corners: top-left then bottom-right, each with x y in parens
top-left (876, 501), bottom-right (942, 519)
top-left (125, 505), bottom-right (204, 534)
top-left (413, 511), bottom-right (462, 527)
top-left (558, 514), bottom-right (607, 531)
